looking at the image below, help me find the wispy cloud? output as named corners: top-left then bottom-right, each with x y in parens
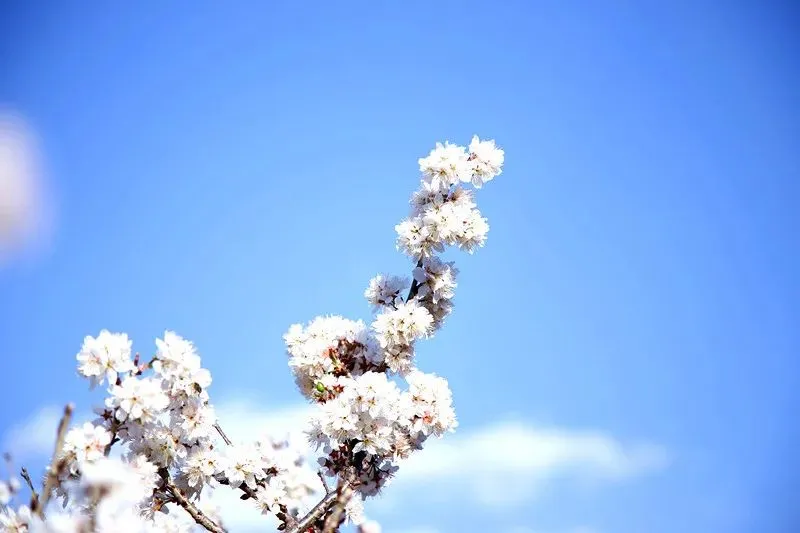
top-left (379, 419), bottom-right (668, 510)
top-left (213, 398), bottom-right (314, 444)
top-left (2, 405), bottom-right (64, 461)
top-left (2, 402), bottom-right (665, 531)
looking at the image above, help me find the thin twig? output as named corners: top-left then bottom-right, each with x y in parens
top-left (318, 471), bottom-right (331, 494)
top-left (36, 403), bottom-right (74, 516)
top-left (161, 471), bottom-right (227, 533)
top-left (20, 467), bottom-right (39, 511)
top-left (214, 422), bottom-right (233, 446)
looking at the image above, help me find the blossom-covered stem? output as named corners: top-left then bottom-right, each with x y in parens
top-left (20, 467), bottom-right (39, 510)
top-left (36, 403), bottom-right (74, 516)
top-left (321, 471), bottom-right (357, 533)
top-left (160, 470), bottom-right (227, 533)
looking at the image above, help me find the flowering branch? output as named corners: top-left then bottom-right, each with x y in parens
top-left (2, 136), bottom-right (505, 532)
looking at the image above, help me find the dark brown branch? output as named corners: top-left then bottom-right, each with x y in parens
top-left (161, 471), bottom-right (227, 533)
top-left (103, 418), bottom-right (121, 457)
top-left (405, 260), bottom-right (424, 302)
top-left (36, 403), bottom-right (74, 516)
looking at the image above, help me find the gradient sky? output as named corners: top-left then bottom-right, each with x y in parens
top-left (0, 2), bottom-right (798, 533)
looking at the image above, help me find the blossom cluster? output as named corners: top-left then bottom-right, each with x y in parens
top-left (3, 136), bottom-right (504, 532)
top-left (285, 136), bottom-right (503, 506)
top-left (2, 330), bottom-right (321, 532)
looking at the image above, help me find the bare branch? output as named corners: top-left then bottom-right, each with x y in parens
top-left (36, 403), bottom-right (74, 516)
top-left (318, 471), bottom-right (331, 494)
top-left (20, 467), bottom-right (39, 511)
top-left (213, 422), bottom-right (232, 446)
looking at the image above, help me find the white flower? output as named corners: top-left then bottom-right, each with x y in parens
top-left (467, 135), bottom-right (504, 187)
top-left (153, 331), bottom-right (202, 377)
top-left (285, 316), bottom-right (378, 398)
top-left (181, 447), bottom-right (220, 488)
top-left (62, 422), bottom-right (112, 466)
top-left (106, 377), bottom-right (169, 422)
top-left (373, 301), bottom-right (433, 349)
top-left (418, 141), bottom-right (469, 191)
top-left (76, 330), bottom-right (134, 388)
top-left (221, 444), bottom-right (262, 490)
top-left (395, 216), bottom-right (439, 259)
top-left (405, 370), bottom-right (458, 437)
top-left (254, 477), bottom-right (287, 514)
top-left (364, 274), bottom-right (408, 311)
top-left (0, 505), bottom-right (31, 532)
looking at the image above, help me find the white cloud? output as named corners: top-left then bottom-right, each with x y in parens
top-left (2, 405), bottom-right (95, 463)
top-left (2, 405), bottom-right (64, 461)
top-left (213, 399), bottom-right (314, 445)
top-left (2, 402), bottom-right (664, 530)
top-left (380, 419), bottom-right (668, 510)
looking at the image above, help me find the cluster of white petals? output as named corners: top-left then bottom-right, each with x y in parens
top-left (364, 274), bottom-right (408, 311)
top-left (76, 330), bottom-right (135, 389)
top-left (4, 136), bottom-right (504, 533)
top-left (284, 136), bottom-right (502, 512)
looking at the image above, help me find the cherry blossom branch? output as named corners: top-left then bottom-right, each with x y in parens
top-left (160, 469), bottom-right (227, 533)
top-left (35, 403), bottom-right (74, 517)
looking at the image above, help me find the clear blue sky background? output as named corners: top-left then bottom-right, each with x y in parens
top-left (0, 2), bottom-right (798, 532)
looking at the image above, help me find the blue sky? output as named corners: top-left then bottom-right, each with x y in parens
top-left (1, 2), bottom-right (798, 532)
